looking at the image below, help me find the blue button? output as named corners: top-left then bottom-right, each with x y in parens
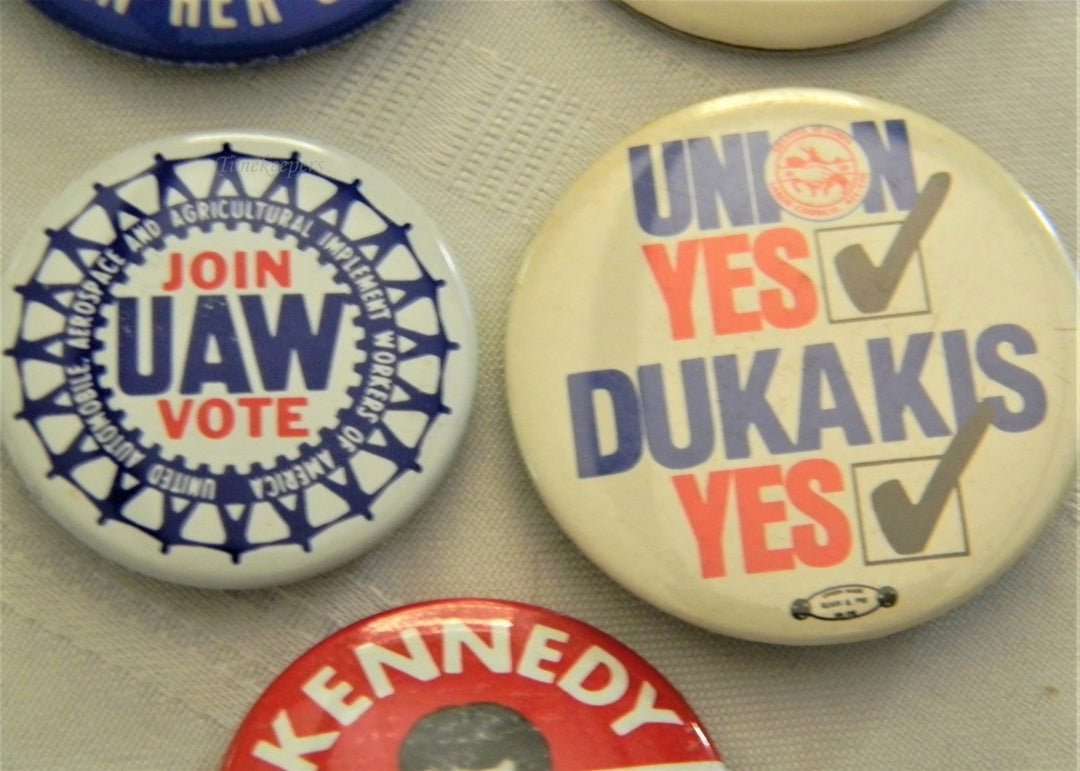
top-left (28, 0), bottom-right (403, 64)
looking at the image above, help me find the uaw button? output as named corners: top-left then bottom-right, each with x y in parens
top-left (222, 599), bottom-right (727, 770)
top-left (505, 88), bottom-right (1076, 644)
top-left (2, 131), bottom-right (476, 589)
top-left (621, 0), bottom-right (950, 50)
top-left (27, 0), bottom-right (404, 64)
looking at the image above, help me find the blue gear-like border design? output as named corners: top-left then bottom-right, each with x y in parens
top-left (7, 144), bottom-right (458, 564)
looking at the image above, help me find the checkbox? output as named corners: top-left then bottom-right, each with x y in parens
top-left (815, 222), bottom-right (932, 323)
top-left (852, 457), bottom-right (970, 565)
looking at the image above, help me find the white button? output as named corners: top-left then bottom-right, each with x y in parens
top-left (3, 131), bottom-right (476, 589)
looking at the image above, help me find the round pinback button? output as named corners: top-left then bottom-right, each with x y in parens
top-left (222, 599), bottom-right (726, 771)
top-left (505, 88), bottom-right (1076, 645)
top-left (27, 0), bottom-right (403, 64)
top-left (3, 131), bottom-right (475, 589)
top-left (621, 0), bottom-right (949, 50)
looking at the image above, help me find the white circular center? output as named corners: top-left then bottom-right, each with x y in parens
top-left (96, 223), bottom-right (362, 472)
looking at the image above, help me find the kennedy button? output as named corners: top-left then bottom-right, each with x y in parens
top-left (27, 0), bottom-right (403, 64)
top-left (2, 131), bottom-right (476, 588)
top-left (505, 89), bottom-right (1076, 644)
top-left (222, 599), bottom-right (726, 770)
top-left (621, 0), bottom-right (949, 49)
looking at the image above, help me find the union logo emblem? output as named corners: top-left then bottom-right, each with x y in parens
top-left (766, 125), bottom-right (871, 220)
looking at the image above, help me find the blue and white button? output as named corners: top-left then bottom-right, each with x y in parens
top-left (3, 131), bottom-right (476, 588)
top-left (28, 0), bottom-right (404, 64)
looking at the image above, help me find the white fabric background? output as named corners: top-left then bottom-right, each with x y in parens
top-left (1, 1), bottom-right (1076, 769)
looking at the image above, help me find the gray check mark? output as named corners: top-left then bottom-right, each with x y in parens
top-left (872, 400), bottom-right (996, 556)
top-left (835, 172), bottom-right (951, 314)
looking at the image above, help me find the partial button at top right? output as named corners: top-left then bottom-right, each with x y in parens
top-left (621, 0), bottom-right (950, 49)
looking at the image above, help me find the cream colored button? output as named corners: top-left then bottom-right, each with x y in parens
top-left (506, 88), bottom-right (1076, 644)
top-left (622, 0), bottom-right (949, 49)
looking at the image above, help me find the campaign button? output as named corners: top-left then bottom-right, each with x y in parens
top-left (505, 88), bottom-right (1076, 644)
top-left (621, 0), bottom-right (949, 49)
top-left (27, 0), bottom-right (403, 64)
top-left (222, 599), bottom-right (726, 771)
top-left (2, 131), bottom-right (476, 589)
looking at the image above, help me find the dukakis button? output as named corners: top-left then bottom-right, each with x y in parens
top-left (505, 88), bottom-right (1076, 644)
top-left (221, 599), bottom-right (727, 771)
top-left (27, 0), bottom-right (403, 64)
top-left (3, 131), bottom-right (475, 589)
top-left (622, 0), bottom-right (949, 49)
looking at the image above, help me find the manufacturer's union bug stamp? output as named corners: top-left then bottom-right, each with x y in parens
top-left (2, 133), bottom-right (476, 589)
top-left (766, 125), bottom-right (871, 221)
top-left (791, 585), bottom-right (898, 621)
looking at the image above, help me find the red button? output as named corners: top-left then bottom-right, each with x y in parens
top-left (223, 599), bottom-right (726, 771)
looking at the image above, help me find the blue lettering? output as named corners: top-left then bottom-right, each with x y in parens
top-left (942, 329), bottom-right (978, 425)
top-left (852, 120), bottom-right (918, 213)
top-left (976, 323), bottom-right (1046, 432)
top-left (568, 370), bottom-right (642, 478)
top-left (869, 332), bottom-right (951, 441)
top-left (712, 349), bottom-right (798, 460)
top-left (117, 296), bottom-right (172, 395)
top-left (565, 325), bottom-right (1047, 477)
top-left (687, 134), bottom-right (755, 229)
top-left (747, 131), bottom-right (783, 225)
top-left (630, 121), bottom-right (920, 236)
top-left (796, 343), bottom-right (872, 451)
top-left (639, 360), bottom-right (715, 470)
top-left (181, 296), bottom-right (252, 395)
top-left (241, 294), bottom-right (348, 391)
top-left (629, 142), bottom-right (692, 237)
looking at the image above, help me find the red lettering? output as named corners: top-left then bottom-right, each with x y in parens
top-left (278, 397), bottom-right (308, 438)
top-left (256, 250), bottom-right (291, 288)
top-left (787, 459), bottom-right (851, 569)
top-left (674, 460), bottom-right (851, 579)
top-left (237, 396), bottom-right (272, 437)
top-left (704, 234), bottom-right (760, 335)
top-left (158, 250), bottom-right (292, 292)
top-left (753, 228), bottom-right (817, 329)
top-left (162, 252), bottom-right (185, 292)
top-left (158, 398), bottom-right (194, 439)
top-left (735, 465), bottom-right (793, 574)
top-left (198, 398), bottom-right (235, 438)
top-left (673, 472), bottom-right (732, 578)
top-left (155, 397), bottom-right (307, 439)
top-left (234, 250), bottom-right (249, 289)
top-left (192, 251), bottom-right (228, 290)
top-left (644, 228), bottom-right (819, 341)
top-left (643, 240), bottom-right (700, 340)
